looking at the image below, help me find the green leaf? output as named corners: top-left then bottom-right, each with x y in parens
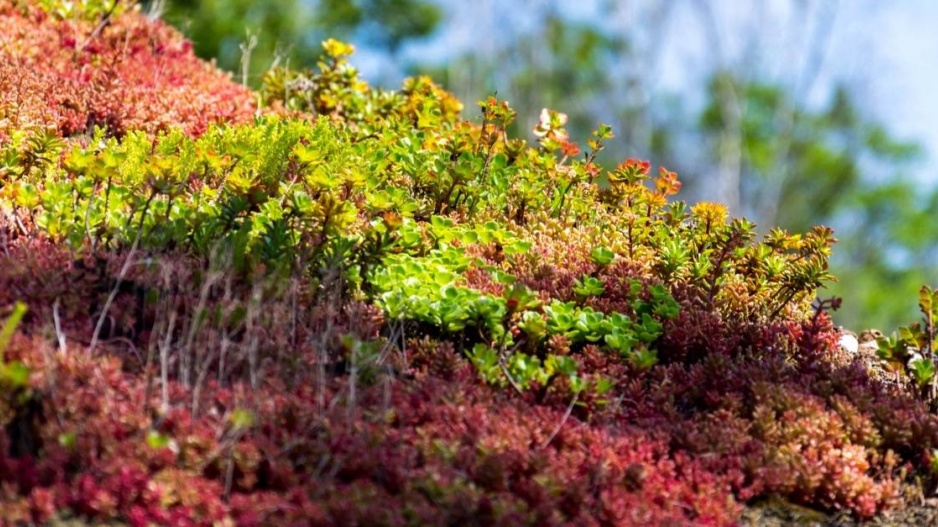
top-left (545, 302), bottom-right (577, 336)
top-left (575, 309), bottom-right (606, 342)
top-left (0, 362), bottom-right (30, 388)
top-left (229, 408), bottom-right (256, 430)
top-left (573, 276), bottom-right (605, 298)
top-left (459, 230), bottom-right (479, 244)
top-left (593, 123), bottom-right (614, 140)
top-left (629, 347), bottom-right (658, 370)
top-left (441, 284), bottom-right (460, 300)
top-left (898, 325), bottom-right (917, 345)
top-left (545, 354), bottom-right (578, 377)
top-left (468, 344), bottom-right (499, 381)
top-left (605, 332), bottom-right (637, 354)
top-left (590, 246), bottom-right (615, 266)
top-left (634, 314), bottom-right (663, 342)
top-left (920, 285), bottom-right (934, 320)
top-left (146, 430), bottom-right (172, 449)
top-left (503, 240), bottom-right (532, 255)
top-left (594, 376), bottom-right (614, 395)
top-left (518, 311), bottom-right (547, 339)
top-left (605, 312), bottom-right (632, 332)
top-left (569, 375), bottom-right (587, 394)
top-left (504, 283), bottom-right (540, 313)
top-left (509, 353), bottom-right (541, 386)
top-left (0, 302), bottom-right (27, 360)
top-left (58, 431), bottom-right (77, 450)
top-left (911, 358), bottom-right (935, 387)
top-left (491, 270), bottom-right (517, 285)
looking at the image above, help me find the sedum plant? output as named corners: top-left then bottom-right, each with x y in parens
top-left (0, 32), bottom-right (835, 395)
top-left (880, 285), bottom-right (938, 402)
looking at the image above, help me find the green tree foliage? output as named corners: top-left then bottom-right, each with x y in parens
top-left (424, 8), bottom-right (654, 164)
top-left (154, 0), bottom-right (440, 85)
top-left (701, 81), bottom-right (920, 233)
top-left (330, 0), bottom-right (441, 53)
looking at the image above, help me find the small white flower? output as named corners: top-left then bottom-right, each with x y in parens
top-left (838, 330), bottom-right (859, 354)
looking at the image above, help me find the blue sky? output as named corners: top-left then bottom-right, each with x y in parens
top-left (875, 1), bottom-right (938, 179)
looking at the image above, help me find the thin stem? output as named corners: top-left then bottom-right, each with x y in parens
top-left (52, 298), bottom-right (67, 357)
top-left (89, 190), bottom-right (157, 353)
top-left (541, 389), bottom-right (579, 449)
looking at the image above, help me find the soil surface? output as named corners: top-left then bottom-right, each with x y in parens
top-left (740, 495), bottom-right (938, 526)
top-left (36, 498), bottom-right (938, 526)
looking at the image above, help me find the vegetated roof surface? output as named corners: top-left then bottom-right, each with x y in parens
top-left (0, 1), bottom-right (936, 526)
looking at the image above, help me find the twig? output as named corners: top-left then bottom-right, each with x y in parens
top-left (52, 298), bottom-right (67, 357)
top-left (239, 30), bottom-right (258, 88)
top-left (541, 389), bottom-right (579, 449)
top-left (498, 359), bottom-right (524, 396)
top-left (246, 282), bottom-right (262, 390)
top-left (79, 1), bottom-right (120, 53)
top-left (223, 453), bottom-right (235, 502)
top-left (159, 310), bottom-right (177, 412)
top-left (180, 269), bottom-right (221, 388)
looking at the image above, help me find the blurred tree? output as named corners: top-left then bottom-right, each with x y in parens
top-left (151, 0), bottom-right (440, 86)
top-left (347, 0), bottom-right (441, 53)
top-left (700, 81), bottom-right (920, 232)
top-left (828, 179), bottom-right (938, 331)
top-left (423, 2), bottom-right (674, 166)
